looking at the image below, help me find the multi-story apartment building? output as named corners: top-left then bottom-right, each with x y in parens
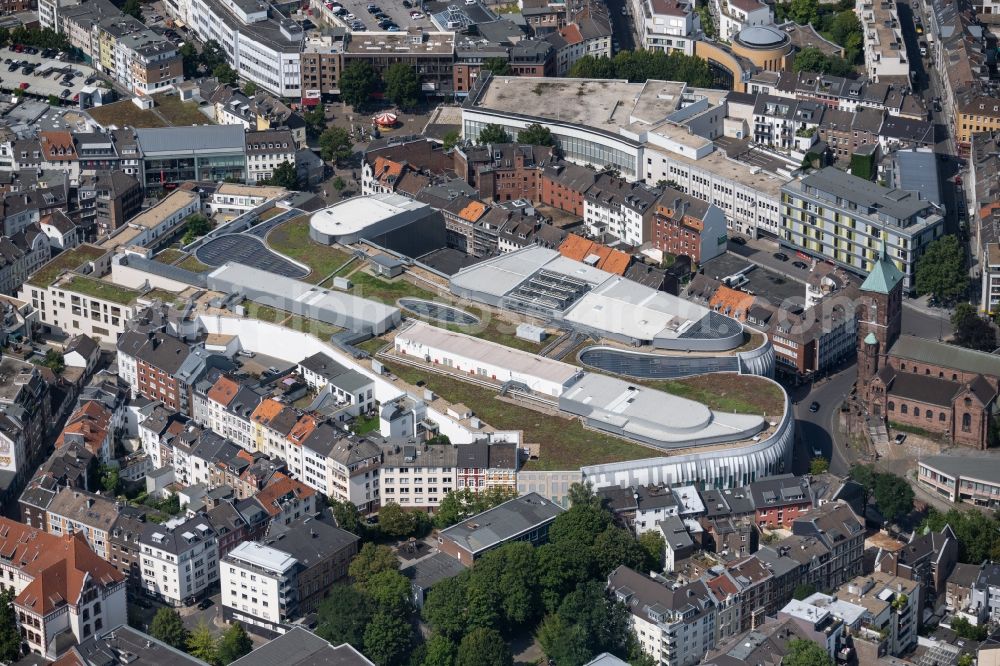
top-left (836, 573), bottom-right (919, 656)
top-left (0, 517), bottom-right (127, 660)
top-left (245, 130), bottom-right (297, 184)
top-left (139, 514), bottom-right (219, 606)
top-left (46, 488), bottom-right (120, 560)
top-left (631, 0), bottom-right (700, 55)
top-left (55, 400), bottom-right (114, 463)
top-left (300, 33), bottom-right (343, 98)
top-left (342, 30), bottom-right (456, 98)
top-left (119, 31), bottom-right (185, 96)
top-left (109, 506), bottom-right (148, 588)
top-left (540, 161), bottom-right (598, 217)
top-left (77, 171), bottom-right (144, 237)
top-left (857, 0), bottom-right (910, 82)
top-left (454, 143), bottom-right (552, 203)
top-left (610, 566), bottom-right (717, 666)
top-left (221, 513), bottom-right (358, 637)
top-left (197, 375), bottom-right (262, 451)
top-left (779, 167), bottom-right (944, 292)
top-left (649, 192), bottom-right (727, 263)
top-left (297, 352), bottom-right (376, 417)
top-left (0, 225), bottom-right (51, 297)
top-left (791, 501), bottom-right (865, 589)
top-left (97, 186), bottom-right (199, 252)
top-left (302, 425), bottom-right (382, 512)
top-left (0, 358), bottom-right (50, 494)
top-left (583, 173), bottom-right (662, 245)
top-left (714, 0), bottom-right (771, 41)
top-left (120, 330), bottom-right (192, 412)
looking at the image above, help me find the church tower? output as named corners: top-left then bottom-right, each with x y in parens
top-left (856, 247), bottom-right (904, 395)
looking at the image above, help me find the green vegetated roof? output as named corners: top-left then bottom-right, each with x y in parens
top-left (61, 276), bottom-right (140, 305)
top-left (28, 245), bottom-right (108, 288)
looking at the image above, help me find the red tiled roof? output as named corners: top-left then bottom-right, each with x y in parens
top-left (558, 234), bottom-right (630, 275)
top-left (207, 375), bottom-right (240, 407)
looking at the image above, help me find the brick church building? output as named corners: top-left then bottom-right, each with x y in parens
top-left (858, 250), bottom-right (999, 449)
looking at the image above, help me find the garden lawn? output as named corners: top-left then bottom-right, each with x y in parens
top-left (382, 360), bottom-right (657, 471)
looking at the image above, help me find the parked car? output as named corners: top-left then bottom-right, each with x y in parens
top-left (198, 598), bottom-right (213, 610)
top-left (60, 88), bottom-right (71, 98)
top-left (809, 401), bottom-right (820, 413)
top-left (773, 252), bottom-right (789, 261)
top-left (730, 236), bottom-right (746, 245)
top-left (894, 433), bottom-right (907, 445)
top-left (18, 82), bottom-right (28, 90)
top-left (792, 260), bottom-right (809, 270)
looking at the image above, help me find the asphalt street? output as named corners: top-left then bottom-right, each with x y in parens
top-left (792, 365), bottom-right (858, 476)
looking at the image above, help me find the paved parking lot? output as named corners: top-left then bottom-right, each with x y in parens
top-left (0, 47), bottom-right (100, 102)
top-left (333, 0), bottom-right (434, 31)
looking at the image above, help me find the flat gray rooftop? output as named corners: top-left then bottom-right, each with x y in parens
top-left (439, 492), bottom-right (564, 554)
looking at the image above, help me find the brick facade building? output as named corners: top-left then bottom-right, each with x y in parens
top-left (859, 250), bottom-right (999, 449)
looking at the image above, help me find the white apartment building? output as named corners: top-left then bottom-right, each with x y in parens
top-left (714, 0), bottom-right (771, 41)
top-left (245, 130), bottom-right (297, 183)
top-left (98, 189), bottom-right (200, 253)
top-left (221, 541), bottom-right (297, 637)
top-left (645, 147), bottom-right (785, 238)
top-left (299, 423), bottom-right (382, 513)
top-left (21, 273), bottom-right (143, 343)
top-left (206, 183), bottom-right (288, 219)
top-left (185, 0), bottom-right (304, 98)
top-left (196, 375), bottom-right (260, 452)
top-left (632, 0), bottom-right (700, 55)
top-left (582, 174), bottom-right (663, 246)
top-left (983, 243), bottom-right (1000, 315)
top-left (858, 0), bottom-right (910, 82)
top-left (139, 515), bottom-right (219, 606)
top-left (611, 566), bottom-right (718, 666)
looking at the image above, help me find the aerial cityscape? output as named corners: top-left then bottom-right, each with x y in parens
top-left (0, 0), bottom-right (996, 663)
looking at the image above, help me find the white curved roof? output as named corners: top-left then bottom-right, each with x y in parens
top-left (309, 193), bottom-right (427, 237)
top-left (738, 25), bottom-right (787, 46)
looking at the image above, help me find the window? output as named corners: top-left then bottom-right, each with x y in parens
top-left (914, 407), bottom-right (920, 417)
top-left (901, 404), bottom-right (908, 414)
top-left (963, 413), bottom-right (972, 432)
top-left (926, 410), bottom-right (933, 420)
top-left (888, 401), bottom-right (895, 411)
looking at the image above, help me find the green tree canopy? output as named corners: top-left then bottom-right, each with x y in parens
top-left (482, 57), bottom-right (512, 75)
top-left (384, 63), bottom-right (421, 110)
top-left (182, 214), bottom-right (212, 244)
top-left (366, 570), bottom-right (413, 616)
top-left (915, 235), bottom-right (967, 303)
top-left (243, 81), bottom-right (258, 96)
top-left (434, 487), bottom-right (518, 529)
top-left (549, 503), bottom-right (611, 548)
top-left (217, 622), bottom-right (253, 665)
top-left (349, 543), bottom-right (399, 587)
top-left (638, 530), bottom-right (665, 572)
top-left (340, 62), bottom-right (379, 110)
top-left (213, 63), bottom-right (238, 85)
top-left (537, 614), bottom-right (591, 666)
top-left (456, 628), bottom-right (512, 666)
top-left (0, 588), bottom-right (21, 662)
top-left (790, 0), bottom-right (819, 24)
top-left (263, 161), bottom-right (299, 190)
top-left (179, 42), bottom-right (200, 78)
top-left (922, 508), bottom-right (1000, 563)
top-left (423, 572), bottom-right (470, 640)
top-left (476, 124), bottom-right (512, 145)
top-left (100, 464), bottom-right (121, 495)
top-left (378, 501), bottom-right (420, 537)
top-left (517, 123), bottom-right (556, 147)
top-left (537, 540), bottom-right (597, 614)
top-left (442, 129), bottom-right (462, 151)
top-left (793, 583), bottom-right (817, 600)
top-left (319, 126), bottom-right (353, 163)
top-left (952, 303), bottom-right (997, 352)
top-left (784, 638), bottom-right (833, 666)
top-left (422, 635), bottom-right (457, 666)
top-left (150, 607), bottom-right (190, 650)
top-left (363, 611), bottom-right (412, 666)
top-left (201, 40), bottom-right (227, 72)
top-left (316, 583), bottom-right (373, 649)
top-left (122, 0), bottom-right (142, 20)
top-left (793, 47), bottom-right (854, 76)
top-left (303, 104), bottom-right (327, 137)
top-left (593, 526), bottom-right (648, 576)
top-left (568, 50), bottom-right (713, 86)
top-left (328, 498), bottom-right (360, 533)
top-left (810, 457), bottom-right (829, 475)
top-left (186, 622), bottom-right (219, 665)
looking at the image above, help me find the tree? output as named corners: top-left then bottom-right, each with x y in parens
top-left (422, 635), bottom-right (456, 666)
top-left (549, 504), bottom-right (611, 547)
top-left (187, 622), bottom-right (219, 665)
top-left (482, 57), bottom-right (512, 75)
top-left (784, 638), bottom-right (833, 666)
top-left (537, 540), bottom-right (596, 614)
top-left (952, 303), bottom-right (997, 352)
top-left (319, 126), bottom-right (353, 163)
top-left (517, 123), bottom-right (556, 147)
top-left (217, 623), bottom-right (253, 665)
top-left (810, 457), bottom-right (829, 475)
top-left (959, 654), bottom-right (974, 666)
top-left (182, 215), bottom-right (212, 245)
top-left (150, 608), bottom-right (189, 650)
top-left (434, 487), bottom-right (519, 529)
top-left (467, 542), bottom-right (540, 627)
top-left (593, 526), bottom-right (647, 576)
top-left (340, 61), bottom-right (379, 110)
top-left (923, 508), bottom-right (1000, 563)
top-left (363, 611), bottom-right (412, 666)
top-left (378, 501), bottom-right (417, 537)
top-left (638, 530), bottom-right (665, 572)
top-left (332, 176), bottom-right (346, 191)
top-left (264, 161), bottom-right (299, 190)
top-left (557, 582), bottom-right (631, 658)
top-left (349, 543), bottom-right (399, 587)
top-left (793, 583), bottom-right (817, 600)
top-left (537, 614), bottom-right (591, 666)
top-left (366, 570), bottom-right (413, 615)
top-left (0, 588), bottom-right (21, 662)
top-left (384, 62), bottom-right (421, 110)
top-left (213, 63), bottom-right (238, 86)
top-left (790, 0), bottom-right (819, 24)
top-left (456, 628), bottom-right (512, 666)
top-left (568, 481), bottom-right (602, 509)
top-left (951, 616), bottom-right (989, 641)
top-left (201, 40), bottom-right (227, 72)
top-left (242, 81), bottom-right (258, 96)
top-left (0, 27), bottom-right (10, 48)
top-left (423, 573), bottom-right (469, 640)
top-left (100, 464), bottom-right (121, 495)
top-left (442, 129), bottom-right (461, 151)
top-left (122, 0), bottom-right (142, 20)
top-left (39, 349), bottom-right (64, 374)
top-left (316, 584), bottom-right (373, 649)
top-left (915, 235), bottom-right (967, 303)
top-left (328, 497), bottom-right (360, 533)
top-left (873, 472), bottom-right (914, 523)
top-left (828, 9), bottom-right (861, 46)
top-left (48, 94), bottom-right (61, 106)
top-left (849, 464), bottom-right (877, 512)
top-left (179, 42), bottom-right (200, 79)
top-left (476, 124), bottom-right (512, 145)
top-left (303, 104), bottom-right (327, 137)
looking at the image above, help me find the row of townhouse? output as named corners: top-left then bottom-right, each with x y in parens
top-left (610, 501), bottom-right (870, 666)
top-left (42, 0), bottom-right (183, 96)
